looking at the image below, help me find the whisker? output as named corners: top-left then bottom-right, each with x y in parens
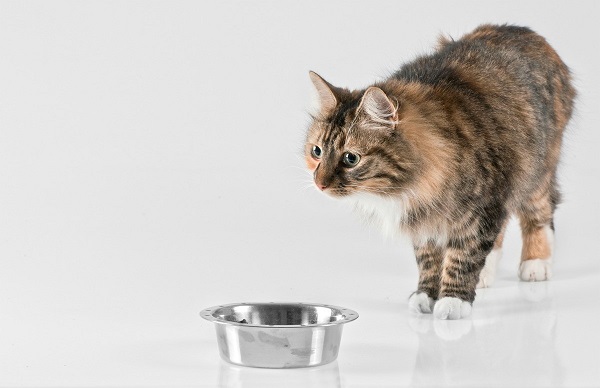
top-left (285, 165), bottom-right (311, 172)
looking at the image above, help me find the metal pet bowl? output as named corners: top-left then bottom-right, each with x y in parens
top-left (201, 302), bottom-right (358, 368)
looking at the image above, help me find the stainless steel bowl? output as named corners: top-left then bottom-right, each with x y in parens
top-left (201, 302), bottom-right (358, 368)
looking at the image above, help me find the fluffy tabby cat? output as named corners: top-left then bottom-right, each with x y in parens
top-left (304, 24), bottom-right (575, 319)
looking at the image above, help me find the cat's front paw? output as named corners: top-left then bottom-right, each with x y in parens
top-left (408, 292), bottom-right (435, 314)
top-left (519, 258), bottom-right (552, 282)
top-left (433, 297), bottom-right (472, 320)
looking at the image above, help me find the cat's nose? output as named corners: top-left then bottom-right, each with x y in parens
top-left (313, 166), bottom-right (330, 190)
top-left (314, 177), bottom-right (329, 190)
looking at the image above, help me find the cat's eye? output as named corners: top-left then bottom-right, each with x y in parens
top-left (342, 152), bottom-right (360, 167)
top-left (311, 145), bottom-right (322, 159)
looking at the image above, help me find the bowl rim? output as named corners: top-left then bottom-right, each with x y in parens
top-left (200, 302), bottom-right (359, 328)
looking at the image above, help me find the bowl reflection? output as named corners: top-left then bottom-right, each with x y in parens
top-left (218, 360), bottom-right (341, 388)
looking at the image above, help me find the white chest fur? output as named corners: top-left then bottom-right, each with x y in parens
top-left (343, 192), bottom-right (409, 240)
top-left (344, 192), bottom-right (449, 246)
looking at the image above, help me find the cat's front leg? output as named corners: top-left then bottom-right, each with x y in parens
top-left (434, 236), bottom-right (494, 320)
top-left (409, 241), bottom-right (443, 314)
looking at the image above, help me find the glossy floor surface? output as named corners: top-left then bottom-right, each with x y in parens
top-left (1, 1), bottom-right (599, 387)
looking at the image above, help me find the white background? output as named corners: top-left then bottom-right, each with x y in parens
top-left (1, 1), bottom-right (599, 387)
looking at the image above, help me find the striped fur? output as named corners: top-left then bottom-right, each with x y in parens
top-left (305, 25), bottom-right (575, 318)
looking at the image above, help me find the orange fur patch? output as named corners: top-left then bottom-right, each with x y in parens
top-left (521, 226), bottom-right (552, 261)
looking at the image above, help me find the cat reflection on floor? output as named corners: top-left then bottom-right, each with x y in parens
top-left (408, 283), bottom-right (563, 386)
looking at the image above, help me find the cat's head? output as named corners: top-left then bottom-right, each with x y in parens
top-left (305, 71), bottom-right (418, 198)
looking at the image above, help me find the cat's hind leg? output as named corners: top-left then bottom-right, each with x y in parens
top-left (477, 218), bottom-right (509, 288)
top-left (518, 223), bottom-right (554, 281)
top-left (517, 182), bottom-right (558, 282)
top-left (409, 241), bottom-right (443, 314)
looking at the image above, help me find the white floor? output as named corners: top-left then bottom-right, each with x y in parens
top-left (1, 1), bottom-right (599, 387)
top-left (3, 219), bottom-right (599, 387)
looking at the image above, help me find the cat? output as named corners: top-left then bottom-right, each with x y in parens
top-left (304, 24), bottom-right (575, 320)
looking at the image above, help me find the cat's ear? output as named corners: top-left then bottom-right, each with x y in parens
top-left (359, 86), bottom-right (399, 126)
top-left (309, 71), bottom-right (339, 117)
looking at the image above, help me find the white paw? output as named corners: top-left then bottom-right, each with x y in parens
top-left (477, 248), bottom-right (502, 289)
top-left (519, 258), bottom-right (552, 282)
top-left (408, 292), bottom-right (435, 314)
top-left (433, 297), bottom-right (472, 320)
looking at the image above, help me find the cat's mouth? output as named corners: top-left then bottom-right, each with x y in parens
top-left (320, 183), bottom-right (403, 199)
top-left (318, 184), bottom-right (355, 198)
top-left (322, 188), bottom-right (348, 197)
